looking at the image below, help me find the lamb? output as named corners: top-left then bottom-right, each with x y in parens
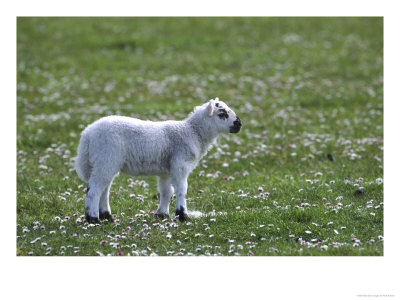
top-left (75, 98), bottom-right (242, 223)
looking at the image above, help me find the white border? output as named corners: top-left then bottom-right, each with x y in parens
top-left (3, 1), bottom-right (399, 299)
top-left (10, 0), bottom-right (388, 17)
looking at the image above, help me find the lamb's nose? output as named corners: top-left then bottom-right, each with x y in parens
top-left (234, 117), bottom-right (242, 127)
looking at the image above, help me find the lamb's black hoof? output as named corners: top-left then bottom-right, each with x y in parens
top-left (85, 208), bottom-right (100, 224)
top-left (175, 206), bottom-right (189, 222)
top-left (85, 214), bottom-right (100, 224)
top-left (99, 211), bottom-right (114, 222)
top-left (151, 211), bottom-right (169, 219)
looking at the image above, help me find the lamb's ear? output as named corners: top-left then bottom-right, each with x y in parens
top-left (206, 100), bottom-right (215, 116)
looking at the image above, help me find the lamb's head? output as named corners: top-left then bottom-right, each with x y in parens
top-left (204, 98), bottom-right (242, 133)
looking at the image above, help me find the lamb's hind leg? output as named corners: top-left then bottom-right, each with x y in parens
top-left (85, 173), bottom-right (115, 224)
top-left (155, 176), bottom-right (173, 218)
top-left (99, 180), bottom-right (114, 222)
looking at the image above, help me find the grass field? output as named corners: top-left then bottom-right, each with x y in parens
top-left (17, 17), bottom-right (383, 256)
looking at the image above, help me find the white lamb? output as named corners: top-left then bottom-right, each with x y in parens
top-left (75, 98), bottom-right (242, 223)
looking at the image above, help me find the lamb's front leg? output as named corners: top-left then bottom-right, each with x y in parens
top-left (172, 178), bottom-right (189, 222)
top-left (155, 176), bottom-right (173, 218)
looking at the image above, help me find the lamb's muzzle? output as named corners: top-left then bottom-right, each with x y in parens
top-left (230, 116), bottom-right (242, 133)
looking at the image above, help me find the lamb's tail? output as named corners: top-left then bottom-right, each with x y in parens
top-left (75, 132), bottom-right (91, 182)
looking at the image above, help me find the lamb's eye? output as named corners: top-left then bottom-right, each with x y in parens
top-left (215, 103), bottom-right (220, 107)
top-left (217, 110), bottom-right (229, 120)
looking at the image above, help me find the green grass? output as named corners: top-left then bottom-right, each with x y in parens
top-left (17, 17), bottom-right (383, 256)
